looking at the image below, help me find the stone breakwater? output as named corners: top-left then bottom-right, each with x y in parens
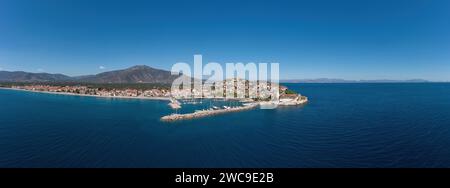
top-left (161, 103), bottom-right (258, 121)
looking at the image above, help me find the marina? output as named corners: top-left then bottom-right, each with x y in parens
top-left (161, 102), bottom-right (258, 121)
top-left (163, 94), bottom-right (308, 121)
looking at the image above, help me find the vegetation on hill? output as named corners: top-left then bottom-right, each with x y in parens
top-left (284, 89), bottom-right (298, 95)
top-left (0, 65), bottom-right (182, 84)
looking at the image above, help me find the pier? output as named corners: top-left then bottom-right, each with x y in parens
top-left (161, 103), bottom-right (258, 121)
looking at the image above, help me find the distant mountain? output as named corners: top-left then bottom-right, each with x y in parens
top-left (282, 78), bottom-right (356, 83)
top-left (282, 78), bottom-right (430, 83)
top-left (0, 65), bottom-right (184, 84)
top-left (0, 71), bottom-right (72, 82)
top-left (359, 79), bottom-right (430, 83)
top-left (78, 65), bottom-right (182, 84)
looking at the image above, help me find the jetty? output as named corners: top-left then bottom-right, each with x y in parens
top-left (161, 103), bottom-right (258, 121)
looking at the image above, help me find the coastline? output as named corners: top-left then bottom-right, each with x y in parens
top-left (1, 86), bottom-right (308, 122)
top-left (0, 87), bottom-right (171, 101)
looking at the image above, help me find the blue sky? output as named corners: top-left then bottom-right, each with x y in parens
top-left (0, 0), bottom-right (449, 81)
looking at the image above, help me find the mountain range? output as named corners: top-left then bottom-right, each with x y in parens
top-left (0, 66), bottom-right (432, 83)
top-left (0, 65), bottom-right (182, 84)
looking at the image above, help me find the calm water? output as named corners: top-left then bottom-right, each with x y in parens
top-left (1, 83), bottom-right (450, 167)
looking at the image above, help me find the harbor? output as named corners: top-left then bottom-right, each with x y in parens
top-left (161, 102), bottom-right (258, 121)
top-left (163, 92), bottom-right (308, 121)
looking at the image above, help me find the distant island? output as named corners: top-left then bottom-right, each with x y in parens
top-left (281, 78), bottom-right (431, 83)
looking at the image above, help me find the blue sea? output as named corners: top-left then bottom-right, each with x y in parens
top-left (1, 83), bottom-right (450, 168)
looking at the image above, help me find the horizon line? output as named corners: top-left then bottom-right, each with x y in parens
top-left (0, 67), bottom-right (448, 83)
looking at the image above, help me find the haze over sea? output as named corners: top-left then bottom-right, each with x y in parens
top-left (1, 83), bottom-right (450, 167)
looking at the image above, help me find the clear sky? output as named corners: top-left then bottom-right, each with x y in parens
top-left (0, 0), bottom-right (449, 81)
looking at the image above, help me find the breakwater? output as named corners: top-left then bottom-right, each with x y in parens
top-left (161, 103), bottom-right (258, 121)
